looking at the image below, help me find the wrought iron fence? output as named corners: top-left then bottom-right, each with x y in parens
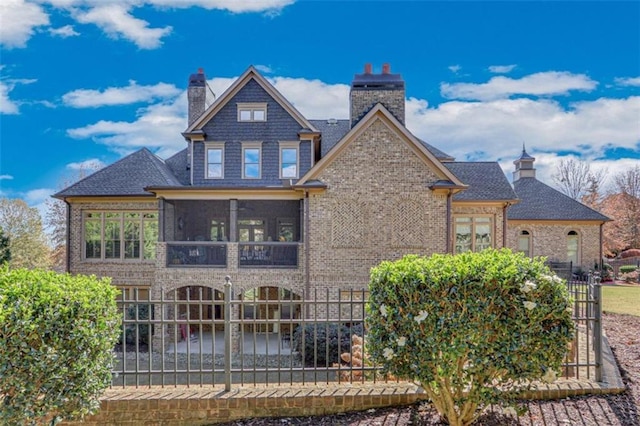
top-left (113, 275), bottom-right (603, 389)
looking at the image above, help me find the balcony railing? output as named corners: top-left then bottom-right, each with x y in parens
top-left (167, 242), bottom-right (227, 267)
top-left (239, 242), bottom-right (299, 268)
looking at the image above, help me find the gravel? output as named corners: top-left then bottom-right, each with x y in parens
top-left (216, 312), bottom-right (640, 426)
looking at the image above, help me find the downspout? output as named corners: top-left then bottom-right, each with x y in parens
top-left (503, 202), bottom-right (510, 248)
top-left (64, 200), bottom-right (71, 273)
top-left (304, 191), bottom-right (310, 300)
top-left (599, 223), bottom-right (604, 267)
top-left (189, 140), bottom-right (194, 185)
top-left (446, 190), bottom-right (452, 253)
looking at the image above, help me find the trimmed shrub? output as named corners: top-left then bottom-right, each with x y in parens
top-left (620, 249), bottom-right (640, 259)
top-left (0, 267), bottom-right (120, 425)
top-left (619, 265), bottom-right (638, 274)
top-left (367, 249), bottom-right (574, 426)
top-left (292, 322), bottom-right (364, 367)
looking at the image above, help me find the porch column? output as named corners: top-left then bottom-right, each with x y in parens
top-left (158, 198), bottom-right (165, 242)
top-left (230, 199), bottom-right (237, 242)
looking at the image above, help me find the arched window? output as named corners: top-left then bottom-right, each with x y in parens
top-left (518, 230), bottom-right (532, 257)
top-left (567, 230), bottom-right (580, 266)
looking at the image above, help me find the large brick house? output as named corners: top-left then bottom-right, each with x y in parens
top-left (55, 64), bottom-right (608, 313)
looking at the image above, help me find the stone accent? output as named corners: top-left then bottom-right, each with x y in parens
top-left (350, 88), bottom-right (405, 127)
top-left (506, 222), bottom-right (602, 268)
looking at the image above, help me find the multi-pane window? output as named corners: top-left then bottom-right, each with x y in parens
top-left (238, 219), bottom-right (265, 242)
top-left (277, 219), bottom-right (295, 241)
top-left (237, 103), bottom-right (267, 122)
top-left (210, 219), bottom-right (226, 241)
top-left (280, 144), bottom-right (298, 179)
top-left (83, 211), bottom-right (158, 260)
top-left (206, 145), bottom-right (223, 179)
top-left (454, 216), bottom-right (492, 253)
top-left (518, 230), bottom-right (532, 257)
top-left (243, 144), bottom-right (261, 179)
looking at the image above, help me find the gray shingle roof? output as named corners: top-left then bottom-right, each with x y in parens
top-left (54, 148), bottom-right (183, 198)
top-left (509, 178), bottom-right (610, 221)
top-left (417, 138), bottom-right (455, 161)
top-left (165, 148), bottom-right (190, 185)
top-left (444, 162), bottom-right (518, 201)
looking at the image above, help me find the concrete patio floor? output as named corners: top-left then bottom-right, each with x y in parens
top-left (165, 331), bottom-right (292, 355)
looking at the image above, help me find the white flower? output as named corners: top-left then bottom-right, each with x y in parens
top-left (383, 347), bottom-right (395, 360)
top-left (414, 310), bottom-right (428, 324)
top-left (503, 406), bottom-right (517, 417)
top-left (553, 275), bottom-right (563, 283)
top-left (523, 301), bottom-right (537, 310)
top-left (520, 280), bottom-right (537, 293)
top-left (379, 304), bottom-right (388, 317)
top-left (542, 369), bottom-right (557, 383)
top-left (396, 336), bottom-right (407, 347)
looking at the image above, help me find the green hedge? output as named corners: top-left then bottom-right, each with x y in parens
top-left (0, 267), bottom-right (120, 425)
top-left (619, 265), bottom-right (638, 274)
top-left (367, 249), bottom-right (574, 426)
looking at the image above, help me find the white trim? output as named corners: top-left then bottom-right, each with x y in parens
top-left (279, 141), bottom-right (299, 179)
top-left (242, 142), bottom-right (263, 179)
top-left (204, 142), bottom-right (225, 179)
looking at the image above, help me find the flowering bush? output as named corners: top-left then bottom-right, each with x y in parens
top-left (366, 249), bottom-right (574, 426)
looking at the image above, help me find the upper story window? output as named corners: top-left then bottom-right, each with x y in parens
top-left (279, 142), bottom-right (299, 179)
top-left (454, 216), bottom-right (492, 254)
top-left (242, 142), bottom-right (262, 179)
top-left (205, 143), bottom-right (224, 179)
top-left (518, 230), bottom-right (532, 257)
top-left (84, 211), bottom-right (158, 261)
top-left (237, 103), bottom-right (267, 122)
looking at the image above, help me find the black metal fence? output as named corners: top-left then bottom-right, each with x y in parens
top-left (113, 275), bottom-right (602, 389)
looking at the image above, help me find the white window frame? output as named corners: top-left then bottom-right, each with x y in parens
top-left (518, 229), bottom-right (532, 258)
top-left (454, 215), bottom-right (493, 254)
top-left (279, 141), bottom-right (299, 179)
top-left (205, 142), bottom-right (224, 179)
top-left (242, 142), bottom-right (262, 179)
top-left (237, 103), bottom-right (267, 122)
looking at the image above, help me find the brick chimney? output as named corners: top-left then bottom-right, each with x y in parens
top-left (350, 63), bottom-right (405, 128)
top-left (187, 68), bottom-right (206, 126)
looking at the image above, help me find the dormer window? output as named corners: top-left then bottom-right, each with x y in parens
top-left (238, 103), bottom-right (267, 122)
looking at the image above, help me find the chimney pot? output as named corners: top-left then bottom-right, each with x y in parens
top-left (197, 67), bottom-right (204, 74)
top-left (382, 63), bottom-right (390, 74)
top-left (364, 63), bottom-right (372, 74)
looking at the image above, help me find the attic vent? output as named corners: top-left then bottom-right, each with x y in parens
top-left (327, 118), bottom-right (338, 125)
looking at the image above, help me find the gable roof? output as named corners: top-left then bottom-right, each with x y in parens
top-left (508, 178), bottom-right (610, 221)
top-left (445, 162), bottom-right (518, 202)
top-left (165, 148), bottom-right (190, 185)
top-left (297, 104), bottom-right (465, 188)
top-left (54, 148), bottom-right (182, 199)
top-left (184, 66), bottom-right (318, 135)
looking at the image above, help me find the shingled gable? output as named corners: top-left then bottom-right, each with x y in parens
top-left (53, 148), bottom-right (182, 199)
top-left (296, 103), bottom-right (466, 189)
top-left (183, 66), bottom-right (319, 135)
top-left (508, 178), bottom-right (610, 222)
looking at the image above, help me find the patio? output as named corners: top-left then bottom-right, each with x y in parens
top-left (166, 331), bottom-right (292, 355)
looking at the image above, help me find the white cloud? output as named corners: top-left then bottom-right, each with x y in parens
top-left (441, 71), bottom-right (598, 101)
top-left (488, 64), bottom-right (516, 74)
top-left (62, 80), bottom-right (181, 108)
top-left (0, 70), bottom-right (37, 115)
top-left (0, 0), bottom-right (49, 48)
top-left (72, 4), bottom-right (172, 49)
top-left (24, 188), bottom-right (55, 205)
top-left (1, 0), bottom-right (294, 50)
top-left (448, 65), bottom-right (462, 74)
top-left (269, 77), bottom-right (350, 119)
top-left (255, 64), bottom-right (273, 74)
top-left (48, 24), bottom-right (79, 38)
top-left (0, 175), bottom-right (14, 180)
top-left (615, 76), bottom-right (640, 87)
top-left (66, 159), bottom-right (106, 171)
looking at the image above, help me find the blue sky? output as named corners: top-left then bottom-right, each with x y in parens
top-left (1, 0), bottom-right (639, 220)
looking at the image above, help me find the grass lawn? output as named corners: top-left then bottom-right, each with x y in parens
top-left (602, 285), bottom-right (640, 316)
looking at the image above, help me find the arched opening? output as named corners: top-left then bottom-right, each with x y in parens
top-left (168, 286), bottom-right (224, 341)
top-left (567, 230), bottom-right (580, 266)
top-left (518, 230), bottom-right (532, 257)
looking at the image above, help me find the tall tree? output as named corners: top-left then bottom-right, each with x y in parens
top-left (0, 227), bottom-right (10, 264)
top-left (0, 198), bottom-right (51, 269)
top-left (611, 165), bottom-right (640, 250)
top-left (552, 158), bottom-right (605, 201)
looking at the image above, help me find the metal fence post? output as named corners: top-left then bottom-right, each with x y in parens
top-left (593, 275), bottom-right (603, 382)
top-left (224, 275), bottom-right (232, 391)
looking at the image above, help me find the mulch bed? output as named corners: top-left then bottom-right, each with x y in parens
top-left (217, 312), bottom-right (639, 425)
